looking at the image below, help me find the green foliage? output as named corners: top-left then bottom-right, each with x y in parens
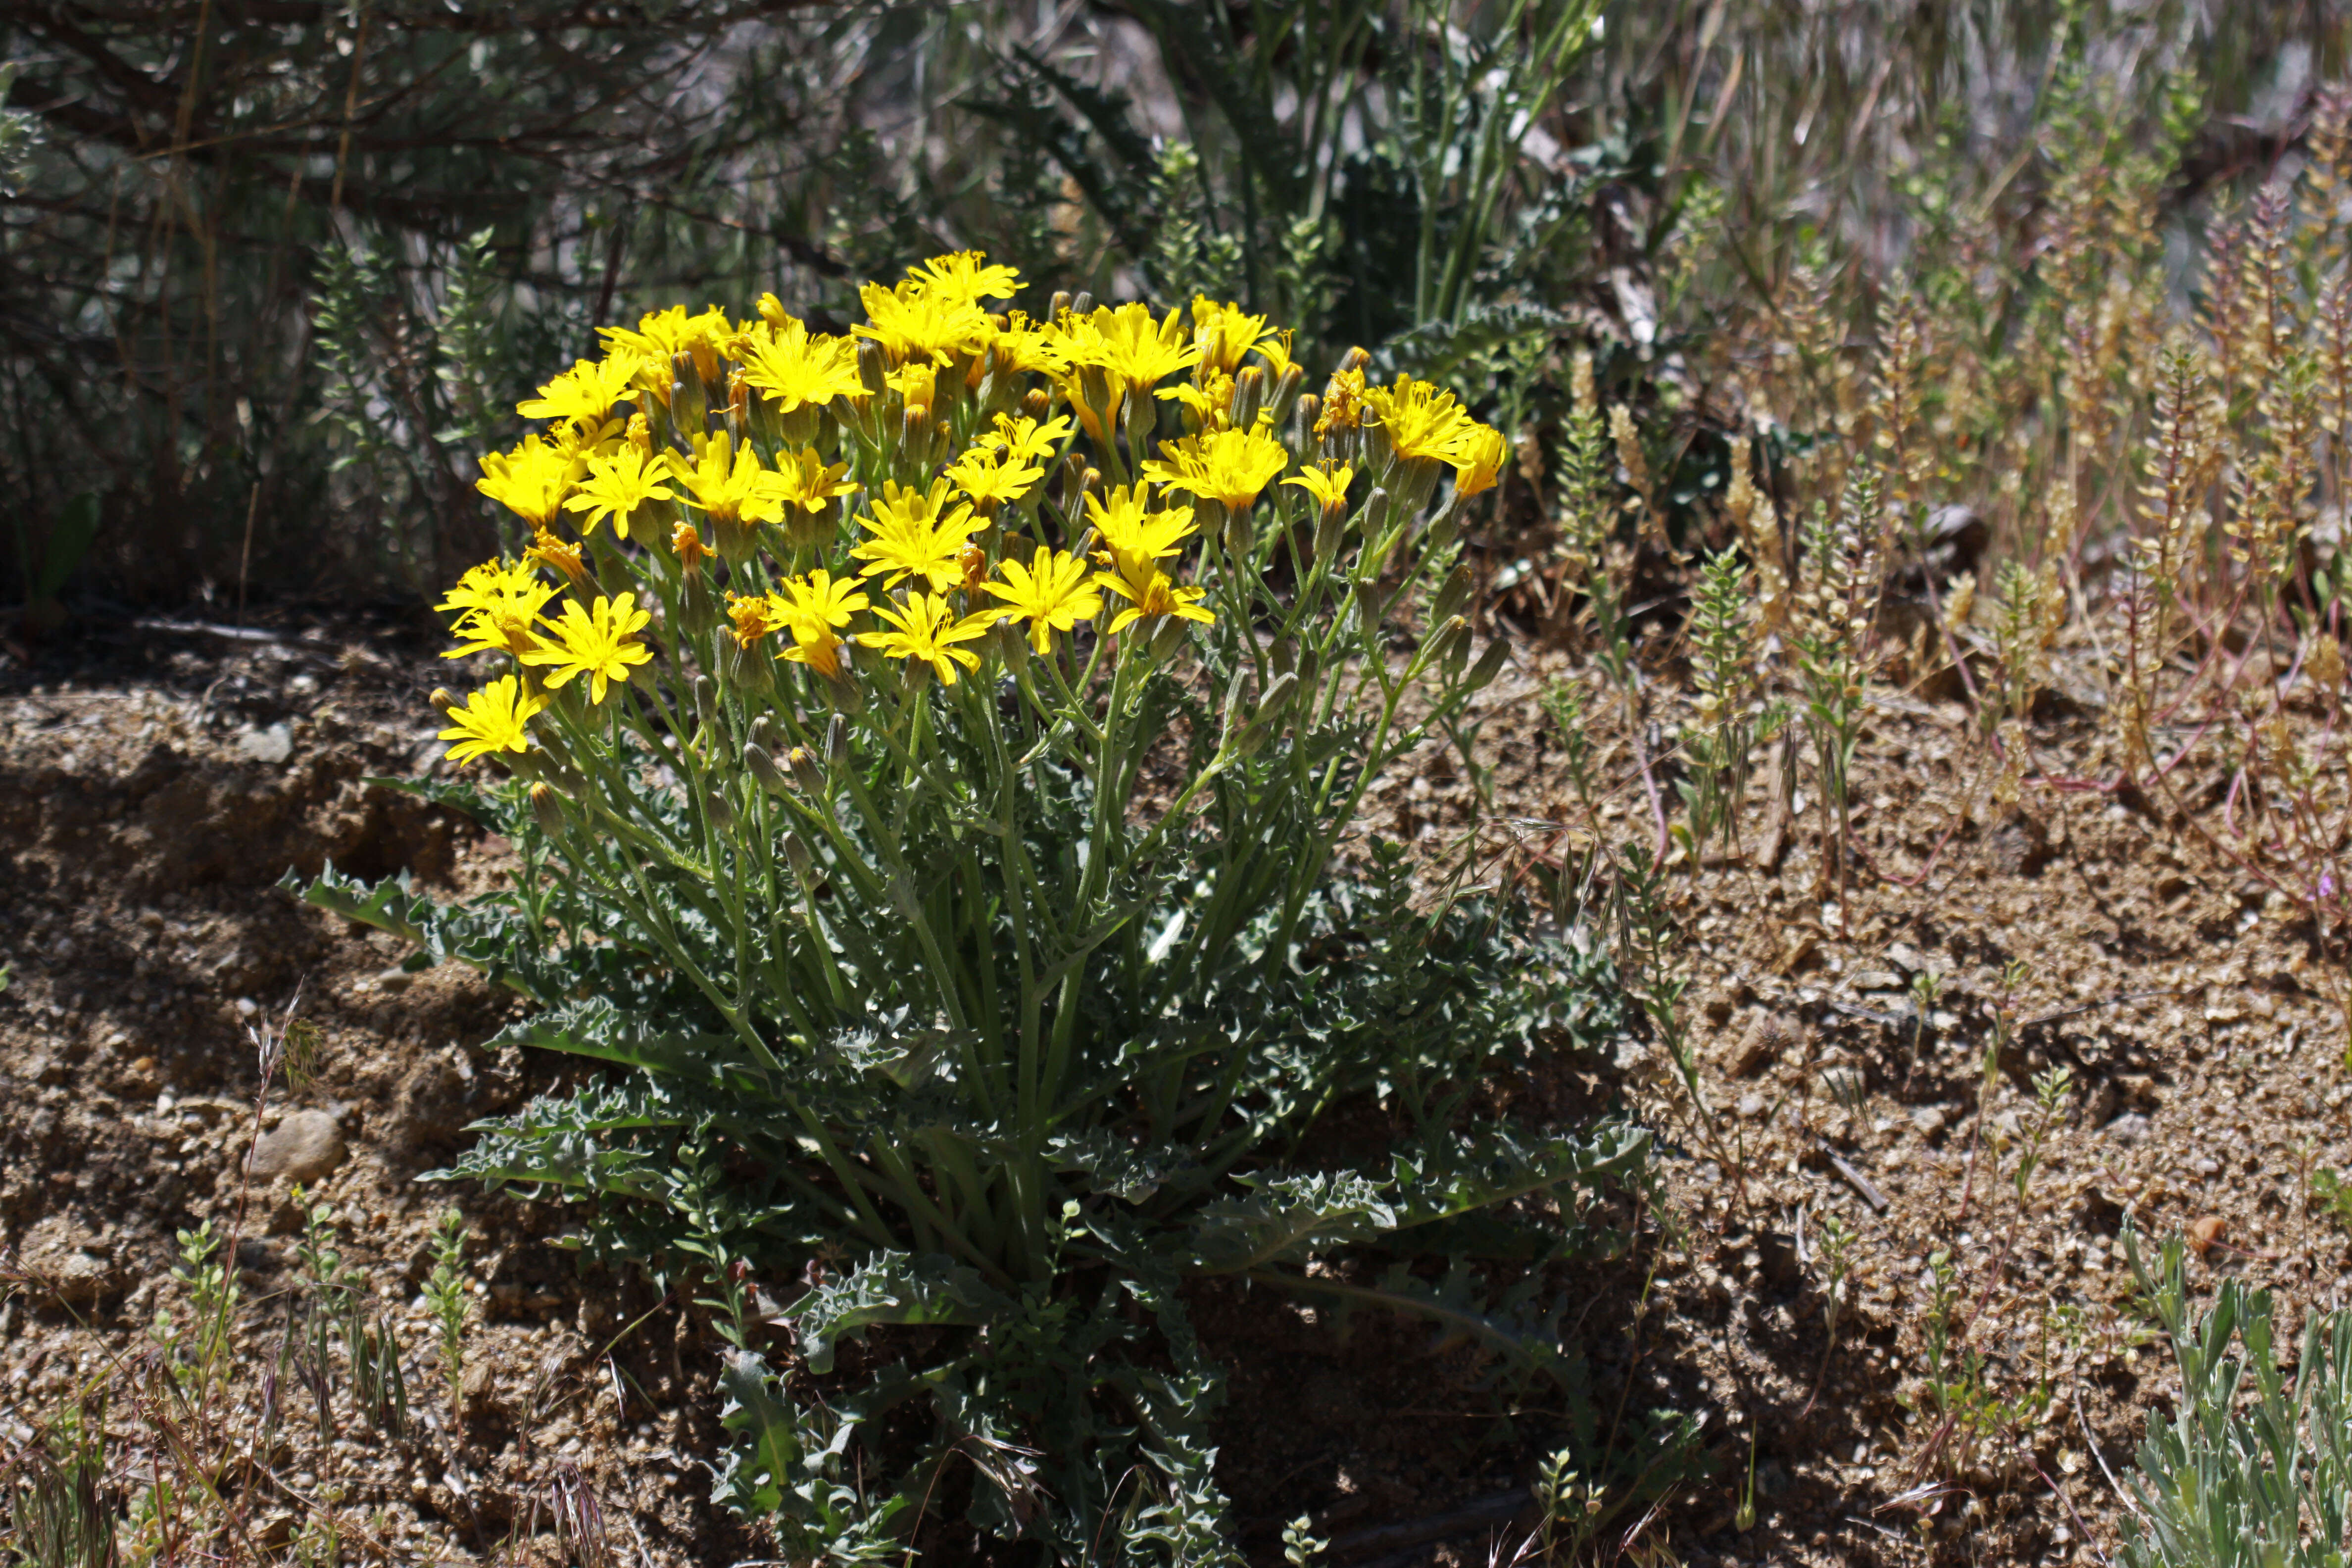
top-left (424, 1209), bottom-right (474, 1417)
top-left (2120, 1227), bottom-right (2352, 1568)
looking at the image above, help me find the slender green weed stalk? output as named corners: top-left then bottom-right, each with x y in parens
top-left (1676, 546), bottom-right (1783, 863)
top-left (424, 1210), bottom-right (475, 1420)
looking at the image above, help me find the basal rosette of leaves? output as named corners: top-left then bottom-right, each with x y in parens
top-left (293, 253), bottom-right (1659, 1563)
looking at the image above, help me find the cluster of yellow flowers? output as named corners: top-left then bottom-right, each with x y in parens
top-left (436, 251), bottom-right (1505, 765)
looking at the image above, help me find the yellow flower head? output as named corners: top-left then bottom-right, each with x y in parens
top-left (673, 522), bottom-right (713, 571)
top-left (850, 479), bottom-right (980, 592)
top-left (1094, 553), bottom-right (1217, 635)
top-left (854, 278), bottom-right (993, 366)
top-left (518, 354), bottom-right (645, 428)
top-left (1085, 485), bottom-right (1197, 572)
top-left (885, 361), bottom-right (938, 415)
top-left (665, 432), bottom-right (782, 526)
top-left (439, 675), bottom-right (548, 765)
top-left (1056, 302), bottom-right (1200, 397)
top-left (526, 528), bottom-right (588, 586)
top-left (1141, 418), bottom-right (1291, 511)
top-left (477, 434), bottom-right (584, 528)
top-left (1252, 328), bottom-right (1298, 380)
top-left (725, 590), bottom-right (784, 646)
top-left (983, 547), bottom-right (1103, 654)
top-left (1362, 376), bottom-right (1480, 464)
top-left (1190, 298), bottom-right (1277, 376)
top-left (566, 446), bottom-right (678, 539)
top-left (774, 567), bottom-right (870, 647)
top-left (520, 592), bottom-right (654, 704)
top-left (1156, 370), bottom-right (1237, 431)
top-left (769, 447), bottom-right (859, 516)
top-left (856, 591), bottom-right (997, 685)
top-left (736, 316), bottom-right (866, 413)
top-left (982, 411), bottom-right (1074, 466)
top-left (987, 311), bottom-right (1069, 378)
top-left (1450, 423), bottom-right (1509, 497)
top-left (944, 443), bottom-right (1044, 512)
top-left (1283, 461), bottom-right (1356, 514)
top-left (438, 557), bottom-right (556, 661)
top-left (1316, 366), bottom-right (1367, 438)
top-left (906, 250), bottom-right (1024, 308)
top-left (599, 305), bottom-right (733, 367)
top-left (781, 630), bottom-right (848, 681)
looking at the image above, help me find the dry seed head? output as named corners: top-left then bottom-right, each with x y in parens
top-left (1944, 572), bottom-right (1976, 632)
top-left (1992, 718), bottom-right (2027, 809)
top-left (2310, 631), bottom-right (2346, 692)
top-left (1570, 349), bottom-right (1597, 419)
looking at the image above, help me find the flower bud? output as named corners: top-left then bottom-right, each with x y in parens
top-left (694, 675), bottom-right (721, 732)
top-left (1266, 362), bottom-right (1306, 430)
top-left (788, 744), bottom-right (826, 796)
top-left (671, 352), bottom-right (707, 433)
top-left (1148, 613), bottom-right (1191, 665)
top-left (856, 339), bottom-right (890, 397)
top-left (1422, 503), bottom-right (1460, 559)
top-left (826, 713), bottom-right (849, 771)
top-left (744, 742), bottom-right (791, 797)
top-left (1437, 615), bottom-right (1471, 678)
top-left (705, 787), bottom-right (737, 833)
top-left (721, 628), bottom-right (774, 696)
top-left (1235, 672), bottom-right (1299, 758)
top-left (1312, 499), bottom-right (1349, 567)
top-left (1464, 636), bottom-right (1511, 694)
top-left (1431, 563), bottom-right (1474, 626)
top-left (1023, 388), bottom-right (1052, 423)
top-left (428, 687), bottom-right (457, 716)
top-left (681, 565), bottom-right (717, 638)
top-left (1230, 367), bottom-right (1266, 430)
top-left (748, 715), bottom-right (781, 753)
top-left (529, 780), bottom-right (567, 839)
top-left (783, 831), bottom-right (815, 882)
top-left (1069, 291), bottom-right (1095, 316)
top-left (1049, 290), bottom-right (1073, 320)
top-left (1221, 506), bottom-right (1251, 561)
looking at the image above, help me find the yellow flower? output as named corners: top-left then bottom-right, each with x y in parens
top-left (1094, 554), bottom-right (1216, 634)
top-left (781, 630), bottom-right (848, 681)
top-left (987, 311), bottom-right (1069, 378)
top-left (673, 522), bottom-right (712, 570)
top-left (725, 590), bottom-right (784, 646)
top-left (1085, 485), bottom-right (1197, 571)
top-left (521, 592), bottom-right (654, 704)
top-left (854, 278), bottom-right (993, 366)
top-left (982, 411), bottom-right (1075, 466)
top-left (1283, 461), bottom-right (1356, 513)
top-left (856, 591), bottom-right (996, 684)
top-left (565, 447), bottom-right (677, 539)
top-left (774, 568), bottom-right (870, 646)
top-left (1141, 419), bottom-right (1291, 510)
top-left (1156, 370), bottom-right (1235, 430)
top-left (477, 434), bottom-right (584, 528)
top-left (665, 433), bottom-right (783, 526)
top-left (599, 305), bottom-right (733, 364)
top-left (439, 675), bottom-right (548, 765)
top-left (906, 250), bottom-right (1024, 308)
top-left (1252, 328), bottom-right (1298, 380)
top-left (1362, 377), bottom-right (1480, 463)
top-left (944, 443), bottom-right (1044, 512)
top-left (885, 362), bottom-right (938, 415)
top-left (1316, 366), bottom-right (1367, 437)
top-left (850, 479), bottom-right (980, 592)
top-left (983, 547), bottom-right (1103, 654)
top-left (526, 528), bottom-right (589, 586)
top-left (1191, 298), bottom-right (1277, 375)
top-left (518, 354), bottom-right (645, 428)
top-left (769, 447), bottom-right (859, 517)
top-left (438, 557), bottom-right (555, 660)
top-left (736, 316), bottom-right (866, 413)
top-left (1450, 423), bottom-right (1508, 497)
top-left (1056, 302), bottom-right (1199, 398)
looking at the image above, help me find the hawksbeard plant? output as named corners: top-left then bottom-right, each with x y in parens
top-left (297, 253), bottom-right (1650, 1562)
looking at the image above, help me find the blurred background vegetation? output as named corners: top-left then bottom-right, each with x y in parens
top-left (0, 0), bottom-right (2345, 616)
